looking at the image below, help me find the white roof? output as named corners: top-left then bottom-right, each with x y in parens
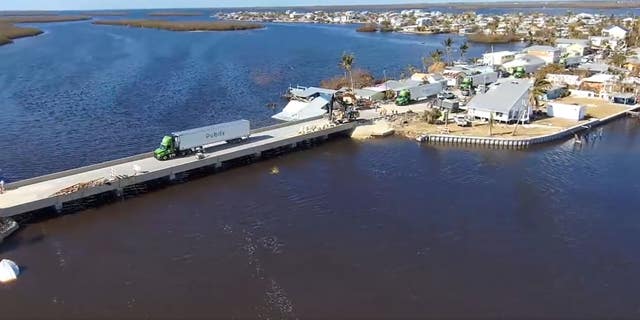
top-left (466, 79), bottom-right (531, 113)
top-left (502, 55), bottom-right (546, 68)
top-left (582, 73), bottom-right (617, 83)
top-left (272, 96), bottom-right (328, 121)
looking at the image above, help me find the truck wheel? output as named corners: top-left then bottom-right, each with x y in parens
top-left (162, 155), bottom-right (168, 161)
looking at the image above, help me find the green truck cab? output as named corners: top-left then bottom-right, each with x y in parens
top-left (154, 135), bottom-right (177, 160)
top-left (513, 66), bottom-right (526, 78)
top-left (395, 89), bottom-right (411, 106)
top-left (460, 77), bottom-right (473, 96)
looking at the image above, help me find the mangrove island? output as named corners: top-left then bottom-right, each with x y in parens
top-left (92, 20), bottom-right (265, 32)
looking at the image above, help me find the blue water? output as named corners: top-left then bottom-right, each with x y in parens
top-left (0, 20), bottom-right (523, 181)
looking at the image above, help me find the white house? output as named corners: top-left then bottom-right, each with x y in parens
top-left (523, 45), bottom-right (561, 64)
top-left (482, 51), bottom-right (517, 66)
top-left (466, 79), bottom-right (532, 123)
top-left (602, 26), bottom-right (629, 40)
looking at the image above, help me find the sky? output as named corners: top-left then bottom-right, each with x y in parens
top-left (0, 0), bottom-right (530, 11)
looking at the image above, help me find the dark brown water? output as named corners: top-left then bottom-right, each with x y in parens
top-left (2, 119), bottom-right (640, 319)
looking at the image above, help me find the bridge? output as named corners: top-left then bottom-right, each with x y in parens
top-left (0, 117), bottom-right (358, 218)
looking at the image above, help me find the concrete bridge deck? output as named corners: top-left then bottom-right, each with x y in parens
top-left (0, 117), bottom-right (356, 217)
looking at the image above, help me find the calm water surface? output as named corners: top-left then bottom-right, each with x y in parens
top-left (1, 16), bottom-right (640, 319)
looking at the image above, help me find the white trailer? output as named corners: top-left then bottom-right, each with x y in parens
top-left (174, 120), bottom-right (250, 151)
top-left (546, 103), bottom-right (586, 121)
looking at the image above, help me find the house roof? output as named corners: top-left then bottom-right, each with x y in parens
top-left (577, 63), bottom-right (610, 73)
top-left (466, 79), bottom-right (531, 113)
top-left (290, 86), bottom-right (337, 99)
top-left (502, 54), bottom-right (546, 68)
top-left (524, 45), bottom-right (560, 52)
top-left (582, 73), bottom-right (616, 83)
top-left (603, 25), bottom-right (629, 33)
top-left (382, 79), bottom-right (422, 91)
top-left (555, 38), bottom-right (589, 46)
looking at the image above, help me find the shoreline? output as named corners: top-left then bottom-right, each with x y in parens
top-left (388, 104), bottom-right (640, 148)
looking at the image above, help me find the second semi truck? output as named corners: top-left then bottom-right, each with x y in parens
top-left (154, 120), bottom-right (250, 160)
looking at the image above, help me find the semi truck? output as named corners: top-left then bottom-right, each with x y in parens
top-left (154, 120), bottom-right (250, 160)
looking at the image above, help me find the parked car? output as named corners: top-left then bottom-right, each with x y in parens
top-left (454, 115), bottom-right (472, 127)
top-left (437, 91), bottom-right (456, 100)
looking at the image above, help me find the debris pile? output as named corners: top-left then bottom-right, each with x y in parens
top-left (0, 218), bottom-right (18, 243)
top-left (298, 122), bottom-right (336, 135)
top-left (50, 178), bottom-right (109, 197)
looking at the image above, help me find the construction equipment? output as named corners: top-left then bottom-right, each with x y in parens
top-left (513, 66), bottom-right (526, 78)
top-left (395, 89), bottom-right (411, 106)
top-left (330, 91), bottom-right (360, 124)
top-left (460, 77), bottom-right (473, 96)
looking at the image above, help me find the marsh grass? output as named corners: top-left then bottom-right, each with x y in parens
top-left (93, 19), bottom-right (265, 31)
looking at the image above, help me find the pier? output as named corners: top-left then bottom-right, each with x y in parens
top-left (0, 117), bottom-right (357, 219)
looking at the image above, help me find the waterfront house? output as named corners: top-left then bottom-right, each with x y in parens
top-left (466, 79), bottom-right (532, 123)
top-left (523, 45), bottom-right (561, 64)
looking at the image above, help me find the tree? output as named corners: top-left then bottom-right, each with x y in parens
top-left (529, 78), bottom-right (551, 112)
top-left (459, 41), bottom-right (469, 62)
top-left (430, 49), bottom-right (443, 63)
top-left (340, 52), bottom-right (355, 90)
top-left (442, 37), bottom-right (454, 65)
top-left (427, 49), bottom-right (445, 73)
top-left (611, 52), bottom-right (627, 68)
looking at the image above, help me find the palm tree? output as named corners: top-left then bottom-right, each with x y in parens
top-left (430, 49), bottom-right (443, 63)
top-left (427, 49), bottom-right (445, 73)
top-left (340, 52), bottom-right (355, 90)
top-left (459, 41), bottom-right (469, 62)
top-left (442, 37), bottom-right (454, 65)
top-left (529, 78), bottom-right (551, 111)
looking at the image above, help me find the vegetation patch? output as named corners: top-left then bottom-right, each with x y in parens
top-left (466, 33), bottom-right (520, 43)
top-left (356, 24), bottom-right (378, 32)
top-left (93, 19), bottom-right (265, 31)
top-left (0, 22), bottom-right (43, 46)
top-left (81, 11), bottom-right (129, 16)
top-left (148, 11), bottom-right (204, 17)
top-left (320, 69), bottom-right (377, 90)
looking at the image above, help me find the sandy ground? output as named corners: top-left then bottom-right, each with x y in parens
top-left (392, 97), bottom-right (633, 140)
top-left (554, 97), bottom-right (631, 119)
top-left (351, 120), bottom-right (394, 139)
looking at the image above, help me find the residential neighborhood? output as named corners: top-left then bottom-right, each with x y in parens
top-left (267, 9), bottom-right (640, 139)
